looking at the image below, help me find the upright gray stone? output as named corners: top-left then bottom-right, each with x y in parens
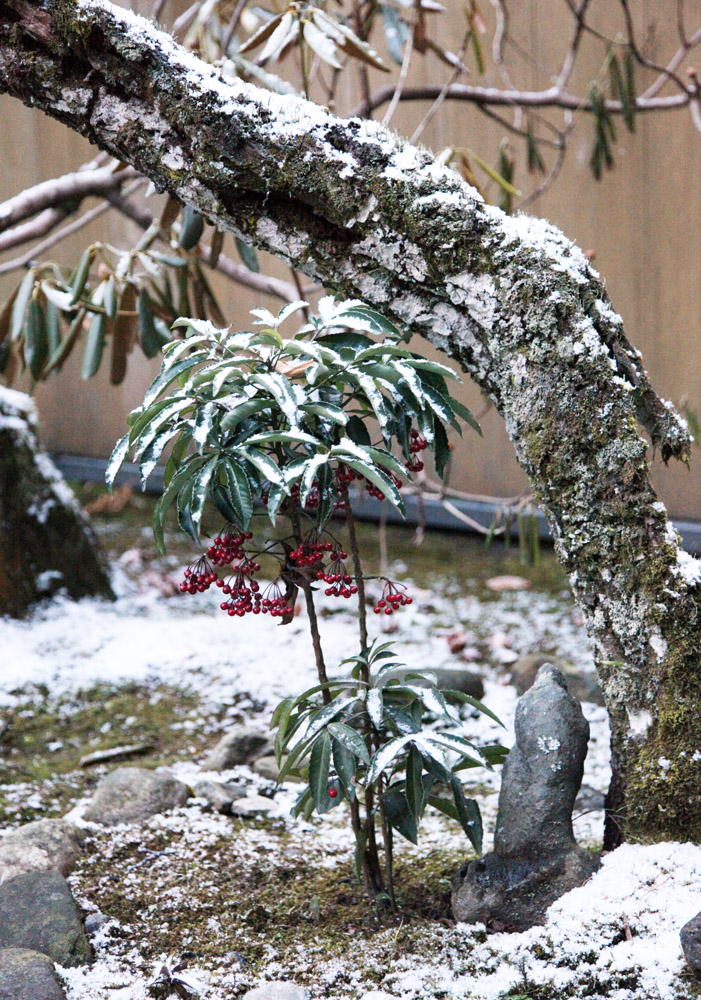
top-left (681, 911), bottom-right (701, 976)
top-left (510, 654), bottom-right (603, 706)
top-left (0, 872), bottom-right (91, 966)
top-left (0, 819), bottom-right (86, 884)
top-left (83, 767), bottom-right (190, 826)
top-left (0, 948), bottom-right (67, 1000)
top-left (203, 727), bottom-right (271, 770)
top-left (452, 664), bottom-right (600, 930)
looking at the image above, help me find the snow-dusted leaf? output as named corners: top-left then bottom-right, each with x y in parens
top-left (303, 20), bottom-right (342, 68)
top-left (223, 459), bottom-right (253, 528)
top-left (423, 731), bottom-right (489, 769)
top-left (366, 688), bottom-right (384, 728)
top-left (189, 455), bottom-right (218, 535)
top-left (193, 401), bottom-right (215, 452)
top-left (143, 356), bottom-right (200, 408)
top-left (366, 734), bottom-right (414, 784)
top-left (250, 372), bottom-right (301, 427)
top-left (259, 12), bottom-right (299, 63)
top-left (353, 371), bottom-right (391, 431)
top-left (327, 722), bottom-right (370, 764)
top-left (237, 11), bottom-right (285, 54)
top-left (138, 424), bottom-right (182, 488)
top-left (246, 429), bottom-right (325, 448)
top-left (301, 452), bottom-right (330, 506)
top-left (106, 432), bottom-right (130, 492)
top-left (238, 447), bottom-right (283, 485)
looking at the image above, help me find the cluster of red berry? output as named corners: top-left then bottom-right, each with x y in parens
top-left (407, 428), bottom-right (428, 473)
top-left (206, 531), bottom-right (252, 566)
top-left (179, 557), bottom-right (217, 593)
top-left (373, 580), bottom-right (413, 615)
top-left (288, 538), bottom-right (332, 568)
top-left (316, 549), bottom-right (359, 599)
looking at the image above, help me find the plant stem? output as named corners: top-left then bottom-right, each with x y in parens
top-left (341, 485), bottom-right (368, 656)
top-left (290, 509), bottom-right (331, 704)
top-left (378, 779), bottom-right (397, 913)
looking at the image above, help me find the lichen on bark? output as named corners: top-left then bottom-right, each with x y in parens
top-left (1, 0), bottom-right (699, 844)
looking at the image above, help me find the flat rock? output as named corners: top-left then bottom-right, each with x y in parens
top-left (681, 911), bottom-right (701, 975)
top-left (83, 767), bottom-right (190, 826)
top-left (241, 984), bottom-right (309, 1000)
top-left (0, 872), bottom-right (91, 966)
top-left (510, 654), bottom-right (604, 706)
top-left (203, 727), bottom-right (271, 770)
top-left (0, 948), bottom-right (67, 1000)
top-left (231, 795), bottom-right (275, 817)
top-left (0, 819), bottom-right (86, 884)
top-left (194, 780), bottom-right (247, 813)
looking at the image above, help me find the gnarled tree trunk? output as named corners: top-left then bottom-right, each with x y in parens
top-left (1, 0), bottom-right (700, 845)
top-left (0, 387), bottom-right (114, 616)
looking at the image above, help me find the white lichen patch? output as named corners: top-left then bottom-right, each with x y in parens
top-left (445, 272), bottom-right (497, 330)
top-left (627, 708), bottom-right (653, 737)
top-left (536, 736), bottom-right (561, 754)
top-left (255, 217), bottom-right (310, 261)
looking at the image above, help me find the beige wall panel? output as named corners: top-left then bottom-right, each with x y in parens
top-left (0, 2), bottom-right (699, 521)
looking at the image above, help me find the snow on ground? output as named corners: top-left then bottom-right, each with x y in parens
top-left (1, 554), bottom-right (697, 999)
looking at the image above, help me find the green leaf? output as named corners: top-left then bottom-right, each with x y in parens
top-left (137, 288), bottom-right (162, 359)
top-left (235, 237), bottom-right (259, 272)
top-left (179, 206), bottom-right (205, 251)
top-left (25, 297), bottom-right (48, 380)
top-left (366, 734), bottom-right (414, 785)
top-left (69, 247), bottom-right (94, 305)
top-left (81, 308), bottom-right (106, 379)
top-left (106, 432), bottom-right (131, 492)
top-left (246, 430), bottom-right (325, 448)
top-left (432, 416), bottom-right (450, 477)
top-left (447, 396), bottom-right (482, 436)
top-left (327, 722), bottom-right (370, 764)
top-left (153, 454), bottom-right (210, 552)
top-left (308, 731), bottom-right (332, 812)
top-left (143, 356), bottom-right (200, 408)
top-left (452, 776), bottom-right (483, 854)
top-left (223, 459), bottom-right (254, 529)
top-left (344, 459), bottom-right (404, 514)
top-left (366, 688), bottom-right (383, 728)
top-left (405, 745), bottom-right (424, 821)
top-left (383, 786), bottom-right (418, 844)
top-left (331, 738), bottom-right (357, 800)
top-left (345, 415), bottom-right (372, 447)
top-left (10, 270), bottom-right (36, 341)
top-left (238, 447), bottom-right (283, 486)
top-left (220, 398), bottom-right (271, 434)
top-left (189, 455), bottom-right (218, 536)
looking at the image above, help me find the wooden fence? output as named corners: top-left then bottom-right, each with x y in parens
top-left (0, 0), bottom-right (699, 521)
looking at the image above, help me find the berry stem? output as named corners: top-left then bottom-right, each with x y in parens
top-left (290, 508), bottom-right (331, 705)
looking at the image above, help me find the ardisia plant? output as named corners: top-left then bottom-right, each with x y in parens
top-left (108, 297), bottom-right (507, 909)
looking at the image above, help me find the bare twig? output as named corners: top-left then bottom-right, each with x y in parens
top-left (220, 0), bottom-right (247, 55)
top-left (381, 23), bottom-right (415, 128)
top-left (0, 165), bottom-right (137, 235)
top-left (410, 30), bottom-right (471, 145)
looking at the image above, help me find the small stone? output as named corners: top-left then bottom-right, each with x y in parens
top-left (428, 667), bottom-right (485, 701)
top-left (0, 948), bottom-right (67, 1000)
top-left (241, 984), bottom-right (309, 1000)
top-left (83, 767), bottom-right (190, 826)
top-left (194, 780), bottom-right (247, 813)
top-left (203, 727), bottom-right (271, 770)
top-left (84, 911), bottom-right (109, 934)
top-left (251, 756), bottom-right (281, 782)
top-left (681, 911), bottom-right (701, 976)
top-left (0, 819), bottom-right (86, 884)
top-left (510, 654), bottom-right (604, 706)
top-left (0, 872), bottom-right (91, 966)
top-left (231, 795), bottom-right (275, 817)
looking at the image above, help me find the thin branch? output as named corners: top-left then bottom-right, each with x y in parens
top-left (554, 0), bottom-right (593, 94)
top-left (0, 182), bottom-right (143, 275)
top-left (0, 164), bottom-right (137, 235)
top-left (410, 29), bottom-right (471, 145)
top-left (220, 0), bottom-right (247, 56)
top-left (349, 81), bottom-right (695, 119)
top-left (516, 114), bottom-right (573, 210)
top-left (620, 0), bottom-right (689, 95)
top-left (641, 25), bottom-right (701, 100)
top-left (381, 23), bottom-right (415, 128)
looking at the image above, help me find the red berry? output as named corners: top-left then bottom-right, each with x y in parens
top-left (328, 788), bottom-right (338, 798)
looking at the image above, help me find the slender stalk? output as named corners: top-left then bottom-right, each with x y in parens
top-left (341, 484), bottom-right (368, 654)
top-left (290, 508), bottom-right (331, 704)
top-left (378, 776), bottom-right (397, 912)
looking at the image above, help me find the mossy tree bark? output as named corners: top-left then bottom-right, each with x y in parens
top-left (1, 0), bottom-right (700, 845)
top-left (0, 388), bottom-right (114, 616)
